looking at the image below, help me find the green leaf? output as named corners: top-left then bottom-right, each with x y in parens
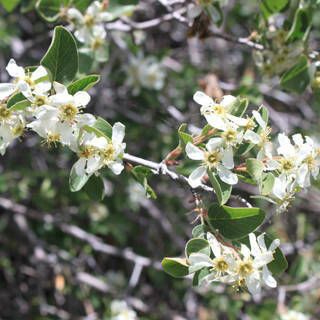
top-left (260, 0), bottom-right (289, 18)
top-left (69, 164), bottom-right (91, 192)
top-left (192, 268), bottom-right (211, 285)
top-left (131, 165), bottom-right (157, 199)
top-left (229, 97), bottom-right (249, 117)
top-left (68, 75), bottom-right (100, 95)
top-left (41, 26), bottom-right (78, 83)
top-left (7, 93), bottom-right (26, 108)
top-left (178, 124), bottom-right (193, 149)
top-left (8, 99), bottom-right (30, 111)
top-left (286, 7), bottom-right (312, 43)
top-left (206, 3), bottom-right (223, 26)
top-left (260, 172), bottom-right (275, 195)
top-left (83, 117), bottom-right (113, 140)
top-left (246, 158), bottom-right (264, 182)
top-left (208, 170), bottom-right (232, 205)
top-left (93, 117), bottom-right (113, 139)
top-left (83, 175), bottom-right (105, 201)
top-left (72, 0), bottom-right (92, 11)
top-left (192, 224), bottom-right (209, 238)
top-left (36, 0), bottom-right (68, 21)
top-left (208, 203), bottom-right (265, 239)
top-left (185, 238), bottom-right (210, 258)
top-left (0, 0), bottom-right (21, 12)
top-left (280, 55), bottom-right (310, 93)
top-left (161, 257), bottom-right (189, 278)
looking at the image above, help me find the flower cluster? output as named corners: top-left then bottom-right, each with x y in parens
top-left (110, 300), bottom-right (138, 320)
top-left (189, 232), bottom-right (280, 295)
top-left (66, 1), bottom-right (111, 62)
top-left (186, 91), bottom-right (320, 212)
top-left (254, 29), bottom-right (304, 77)
top-left (0, 58), bottom-right (126, 178)
top-left (280, 310), bottom-right (310, 320)
top-left (126, 53), bottom-right (166, 95)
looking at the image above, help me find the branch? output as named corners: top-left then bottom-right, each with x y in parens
top-left (123, 153), bottom-right (214, 192)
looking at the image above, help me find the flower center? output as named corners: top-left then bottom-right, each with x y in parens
top-left (84, 14), bottom-right (95, 27)
top-left (79, 146), bottom-right (96, 159)
top-left (213, 257), bottom-right (229, 272)
top-left (91, 38), bottom-right (104, 50)
top-left (280, 158), bottom-right (295, 172)
top-left (24, 76), bottom-right (35, 88)
top-left (305, 155), bottom-right (315, 169)
top-left (60, 104), bottom-right (78, 122)
top-left (101, 143), bottom-right (115, 163)
top-left (34, 96), bottom-right (47, 107)
top-left (0, 105), bottom-right (11, 120)
top-left (237, 260), bottom-right (254, 277)
top-left (213, 104), bottom-right (226, 116)
top-left (12, 124), bottom-right (25, 137)
top-left (260, 127), bottom-right (272, 144)
top-left (222, 128), bottom-right (237, 144)
top-left (43, 132), bottom-right (61, 148)
top-left (205, 151), bottom-right (221, 168)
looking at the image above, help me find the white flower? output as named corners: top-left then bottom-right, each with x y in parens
top-left (79, 25), bottom-right (109, 62)
top-left (126, 54), bottom-right (166, 95)
top-left (193, 91), bottom-right (246, 131)
top-left (110, 300), bottom-right (137, 320)
top-left (67, 1), bottom-right (112, 43)
top-left (0, 59), bottom-right (51, 100)
top-left (280, 310), bottom-right (310, 320)
top-left (243, 110), bottom-right (277, 168)
top-left (74, 122), bottom-right (126, 176)
top-left (0, 104), bottom-right (25, 155)
top-left (48, 82), bottom-right (91, 124)
top-left (185, 138), bottom-right (238, 187)
top-left (235, 233), bottom-right (279, 295)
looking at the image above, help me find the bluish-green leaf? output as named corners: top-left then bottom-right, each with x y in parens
top-left (41, 26), bottom-right (78, 83)
top-left (9, 99), bottom-right (30, 111)
top-left (208, 203), bottom-right (265, 239)
top-left (161, 257), bottom-right (189, 278)
top-left (260, 0), bottom-right (290, 18)
top-left (230, 97), bottom-right (249, 117)
top-left (83, 175), bottom-right (105, 201)
top-left (246, 158), bottom-right (264, 182)
top-left (7, 93), bottom-right (26, 108)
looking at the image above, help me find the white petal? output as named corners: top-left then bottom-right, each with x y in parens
top-left (268, 238), bottom-right (280, 252)
top-left (249, 233), bottom-right (261, 257)
top-left (112, 122), bottom-right (125, 145)
top-left (34, 81), bottom-right (51, 94)
top-left (217, 165), bottom-right (238, 185)
top-left (252, 110), bottom-right (266, 129)
top-left (6, 59), bottom-right (25, 78)
top-left (240, 244), bottom-right (251, 259)
top-left (204, 114), bottom-right (227, 131)
top-left (221, 147), bottom-right (234, 169)
top-left (53, 82), bottom-right (68, 95)
top-left (188, 166), bottom-right (206, 188)
top-left (67, 8), bottom-right (84, 22)
top-left (188, 253), bottom-right (212, 273)
top-left (262, 266), bottom-right (277, 288)
top-left (31, 66), bottom-right (48, 81)
top-left (244, 130), bottom-right (260, 144)
top-left (109, 161), bottom-right (124, 175)
top-left (227, 114), bottom-right (248, 126)
top-left (220, 95), bottom-right (236, 110)
top-left (185, 142), bottom-right (205, 161)
top-left (206, 137), bottom-right (222, 152)
top-left (246, 272), bottom-right (261, 295)
top-left (193, 91), bottom-right (213, 106)
top-left (207, 232), bottom-right (221, 257)
top-left (74, 91), bottom-right (91, 107)
top-left (256, 233), bottom-right (267, 252)
top-left (292, 133), bottom-right (304, 146)
top-left (74, 158), bottom-right (87, 176)
top-left (86, 156), bottom-right (101, 174)
top-left (0, 83), bottom-right (16, 100)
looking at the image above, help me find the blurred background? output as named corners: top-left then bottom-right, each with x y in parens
top-left (0, 0), bottom-right (320, 319)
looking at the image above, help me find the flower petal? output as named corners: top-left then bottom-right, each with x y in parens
top-left (188, 166), bottom-right (206, 188)
top-left (112, 122), bottom-right (125, 145)
top-left (262, 266), bottom-right (277, 288)
top-left (193, 91), bottom-right (213, 106)
top-left (217, 165), bottom-right (238, 185)
top-left (206, 137), bottom-right (222, 152)
top-left (6, 59), bottom-right (25, 78)
top-left (185, 142), bottom-right (205, 161)
top-left (0, 83), bottom-right (16, 100)
top-left (221, 147), bottom-right (234, 169)
top-left (74, 91), bottom-right (91, 107)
